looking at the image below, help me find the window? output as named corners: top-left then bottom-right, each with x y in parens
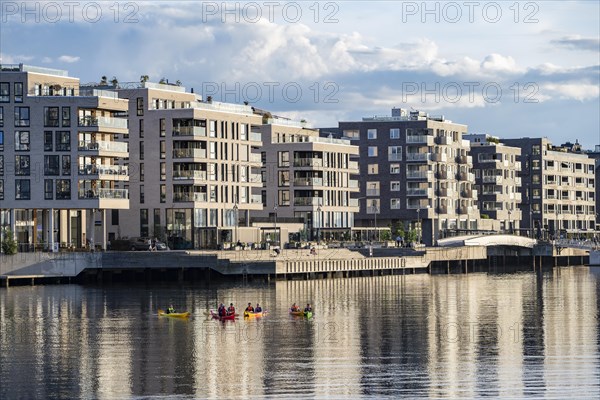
top-left (159, 118), bottom-right (166, 137)
top-left (140, 209), bottom-right (149, 237)
top-left (388, 146), bottom-right (402, 161)
top-left (111, 210), bottom-right (119, 225)
top-left (368, 146), bottom-right (378, 157)
top-left (14, 82), bottom-right (23, 102)
top-left (44, 107), bottom-right (60, 127)
top-left (15, 131), bottom-right (30, 151)
top-left (62, 107), bottom-right (71, 127)
top-left (532, 145), bottom-right (541, 155)
top-left (343, 130), bottom-right (359, 140)
top-left (56, 131), bottom-right (70, 151)
top-left (278, 190), bottom-right (290, 206)
top-left (0, 131), bottom-right (3, 151)
top-left (391, 199), bottom-right (401, 209)
top-left (139, 141), bottom-right (144, 160)
top-left (390, 164), bottom-right (400, 174)
top-left (160, 184), bottom-right (166, 203)
top-left (140, 185), bottom-right (145, 203)
top-left (367, 129), bottom-right (377, 139)
top-left (14, 107), bottom-right (30, 126)
top-left (139, 163), bottom-right (144, 182)
top-left (391, 181), bottom-right (400, 191)
top-left (45, 179), bottom-right (54, 200)
top-left (44, 155), bottom-right (60, 175)
top-left (278, 170), bottom-right (290, 186)
top-left (62, 155), bottom-right (71, 175)
top-left (0, 155), bottom-right (3, 175)
top-left (153, 209), bottom-right (161, 232)
top-left (15, 155), bottom-right (30, 175)
top-left (390, 128), bottom-right (400, 139)
top-left (160, 162), bottom-right (166, 181)
top-left (44, 131), bottom-right (53, 151)
top-left (278, 151), bottom-right (290, 167)
top-left (160, 141), bottom-right (166, 159)
top-left (136, 97), bottom-right (144, 116)
top-left (0, 106), bottom-right (3, 126)
top-left (209, 120), bottom-right (216, 137)
top-left (0, 83), bottom-right (9, 102)
top-left (139, 119), bottom-right (144, 138)
top-left (240, 123), bottom-right (247, 140)
top-left (15, 179), bottom-right (30, 199)
top-left (0, 179), bottom-right (3, 200)
top-left (368, 164), bottom-right (379, 174)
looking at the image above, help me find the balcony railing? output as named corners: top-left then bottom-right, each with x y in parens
top-left (407, 188), bottom-right (429, 196)
top-left (78, 116), bottom-right (128, 130)
top-left (251, 194), bottom-right (262, 204)
top-left (406, 135), bottom-right (432, 144)
top-left (78, 140), bottom-right (128, 153)
top-left (437, 205), bottom-right (448, 214)
top-left (431, 153), bottom-right (447, 163)
top-left (482, 175), bottom-right (503, 184)
top-left (294, 177), bottom-right (323, 186)
top-left (348, 161), bottom-right (359, 171)
top-left (348, 180), bottom-right (359, 188)
top-left (172, 148), bottom-right (207, 159)
top-left (294, 158), bottom-right (325, 167)
top-left (173, 170), bottom-right (207, 180)
top-left (435, 169), bottom-right (448, 179)
top-left (437, 188), bottom-right (453, 197)
top-left (457, 206), bottom-right (473, 214)
top-left (406, 170), bottom-right (431, 179)
top-left (173, 192), bottom-right (208, 202)
top-left (249, 132), bottom-right (262, 142)
top-left (406, 153), bottom-right (429, 162)
top-left (435, 136), bottom-right (453, 145)
top-left (79, 164), bottom-right (128, 176)
top-left (294, 197), bottom-right (323, 206)
top-left (78, 188), bottom-right (128, 199)
top-left (250, 173), bottom-right (262, 183)
top-left (250, 153), bottom-right (262, 163)
top-left (349, 198), bottom-right (359, 207)
top-left (173, 126), bottom-right (206, 137)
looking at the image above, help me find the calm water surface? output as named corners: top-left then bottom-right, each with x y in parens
top-left (1, 267), bottom-right (599, 399)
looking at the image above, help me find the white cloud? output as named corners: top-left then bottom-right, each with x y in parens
top-left (42, 57), bottom-right (53, 63)
top-left (541, 82), bottom-right (599, 101)
top-left (0, 53), bottom-right (34, 63)
top-left (57, 55), bottom-right (80, 63)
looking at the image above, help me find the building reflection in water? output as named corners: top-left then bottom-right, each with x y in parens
top-left (0, 268), bottom-right (598, 398)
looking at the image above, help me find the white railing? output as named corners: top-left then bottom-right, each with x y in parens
top-left (406, 153), bottom-right (429, 162)
top-left (294, 197), bottom-right (323, 206)
top-left (79, 188), bottom-right (128, 199)
top-left (173, 126), bottom-right (206, 137)
top-left (249, 132), bottom-right (262, 142)
top-left (78, 140), bottom-right (128, 153)
top-left (78, 116), bottom-right (128, 130)
top-left (173, 148), bottom-right (207, 159)
top-left (294, 178), bottom-right (323, 186)
top-left (173, 170), bottom-right (207, 180)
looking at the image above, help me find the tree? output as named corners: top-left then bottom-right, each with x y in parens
top-left (100, 75), bottom-right (108, 84)
top-left (159, 77), bottom-right (167, 84)
top-left (1, 230), bottom-right (18, 255)
top-left (406, 229), bottom-right (418, 244)
top-left (110, 76), bottom-right (118, 87)
top-left (140, 75), bottom-right (149, 83)
top-left (175, 80), bottom-right (182, 86)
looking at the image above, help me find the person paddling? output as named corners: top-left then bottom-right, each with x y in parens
top-left (291, 303), bottom-right (300, 312)
top-left (167, 304), bottom-right (175, 314)
top-left (227, 303), bottom-right (235, 316)
top-left (245, 303), bottom-right (254, 312)
top-left (304, 303), bottom-right (312, 312)
top-left (255, 303), bottom-right (262, 313)
top-left (218, 303), bottom-right (226, 317)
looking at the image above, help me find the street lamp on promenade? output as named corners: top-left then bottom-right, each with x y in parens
top-left (273, 204), bottom-right (278, 247)
top-left (317, 203), bottom-right (322, 243)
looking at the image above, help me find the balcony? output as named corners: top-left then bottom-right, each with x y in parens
top-left (250, 173), bottom-right (262, 183)
top-left (348, 161), bottom-right (359, 172)
top-left (457, 171), bottom-right (468, 181)
top-left (437, 188), bottom-right (453, 197)
top-left (407, 188), bottom-right (431, 197)
top-left (173, 126), bottom-right (206, 137)
top-left (406, 135), bottom-right (433, 145)
top-left (294, 197), bottom-right (323, 206)
top-left (294, 158), bottom-right (325, 167)
top-left (78, 140), bottom-right (128, 155)
top-left (406, 153), bottom-right (429, 162)
top-left (349, 198), bottom-right (359, 207)
top-left (435, 136), bottom-right (453, 145)
top-left (79, 164), bottom-right (128, 177)
top-left (173, 148), bottom-right (207, 159)
top-left (437, 205), bottom-right (448, 214)
top-left (456, 155), bottom-right (471, 164)
top-left (406, 170), bottom-right (432, 180)
top-left (435, 169), bottom-right (448, 179)
top-left (251, 194), bottom-right (262, 204)
top-left (348, 180), bottom-right (359, 188)
top-left (78, 188), bottom-right (128, 199)
top-left (249, 132), bottom-right (262, 142)
top-left (173, 170), bottom-right (207, 180)
top-left (457, 206), bottom-right (473, 214)
top-left (294, 177), bottom-right (323, 186)
top-left (461, 189), bottom-right (473, 198)
top-left (173, 192), bottom-right (208, 202)
top-left (431, 153), bottom-right (447, 163)
top-left (515, 177), bottom-right (522, 186)
top-left (249, 153), bottom-right (262, 163)
top-left (78, 116), bottom-right (128, 131)
top-left (483, 175), bottom-right (503, 184)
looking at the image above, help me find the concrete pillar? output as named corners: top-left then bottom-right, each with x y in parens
top-left (101, 209), bottom-right (107, 250)
top-left (9, 209), bottom-right (16, 238)
top-left (49, 208), bottom-right (55, 252)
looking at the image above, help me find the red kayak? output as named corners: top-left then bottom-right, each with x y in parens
top-left (210, 310), bottom-right (236, 320)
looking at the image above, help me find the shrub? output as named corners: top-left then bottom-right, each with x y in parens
top-left (1, 230), bottom-right (18, 255)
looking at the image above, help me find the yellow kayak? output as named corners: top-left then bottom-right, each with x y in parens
top-left (158, 309), bottom-right (191, 318)
top-left (244, 310), bottom-right (266, 318)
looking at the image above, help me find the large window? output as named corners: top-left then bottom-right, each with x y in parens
top-left (0, 106), bottom-right (3, 126)
top-left (139, 119), bottom-right (144, 138)
top-left (0, 179), bottom-right (3, 200)
top-left (45, 179), bottom-right (54, 200)
top-left (140, 185), bottom-right (145, 204)
top-left (62, 155), bottom-right (71, 175)
top-left (0, 83), bottom-right (9, 102)
top-left (44, 107), bottom-right (60, 127)
top-left (391, 181), bottom-right (400, 191)
top-left (343, 130), bottom-right (359, 140)
top-left (390, 164), bottom-right (400, 174)
top-left (56, 131), bottom-right (70, 151)
top-left (44, 131), bottom-right (53, 151)
top-left (140, 209), bottom-right (149, 237)
top-left (14, 82), bottom-right (23, 103)
top-left (0, 131), bottom-right (4, 151)
top-left (0, 155), bottom-right (3, 175)
top-left (15, 155), bottom-right (30, 175)
top-left (278, 190), bottom-right (290, 206)
top-left (160, 141), bottom-right (166, 159)
top-left (367, 129), bottom-right (377, 139)
top-left (136, 97), bottom-right (144, 116)
top-left (15, 179), bottom-right (30, 199)
top-left (390, 128), bottom-right (400, 139)
top-left (159, 118), bottom-right (166, 137)
top-left (14, 107), bottom-right (30, 126)
top-left (278, 151), bottom-right (290, 167)
top-left (388, 146), bottom-right (402, 161)
top-left (44, 155), bottom-right (60, 175)
top-left (15, 131), bottom-right (29, 150)
top-left (56, 179), bottom-right (71, 199)
top-left (62, 107), bottom-right (71, 127)
top-left (278, 170), bottom-right (290, 186)
top-left (368, 146), bottom-right (378, 157)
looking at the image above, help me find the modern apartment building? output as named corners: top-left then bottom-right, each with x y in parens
top-left (0, 64), bottom-right (129, 250)
top-left (338, 108), bottom-right (481, 246)
top-left (256, 118), bottom-right (360, 243)
top-left (465, 134), bottom-right (522, 233)
top-left (501, 137), bottom-right (596, 237)
top-left (585, 145), bottom-right (600, 229)
top-left (116, 84), bottom-right (263, 249)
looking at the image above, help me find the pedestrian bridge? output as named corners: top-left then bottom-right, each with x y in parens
top-left (437, 234), bottom-right (537, 248)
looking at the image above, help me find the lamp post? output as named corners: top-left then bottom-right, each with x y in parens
top-left (273, 204), bottom-right (278, 247)
top-left (508, 209), bottom-right (512, 234)
top-left (233, 203), bottom-right (238, 245)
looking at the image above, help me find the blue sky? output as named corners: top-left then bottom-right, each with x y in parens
top-left (1, 1), bottom-right (599, 148)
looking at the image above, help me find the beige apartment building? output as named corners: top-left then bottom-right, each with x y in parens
top-left (338, 108), bottom-right (481, 245)
top-left (465, 134), bottom-right (522, 233)
top-left (116, 84), bottom-right (263, 249)
top-left (255, 118), bottom-right (360, 244)
top-left (501, 137), bottom-right (596, 238)
top-left (0, 64), bottom-right (129, 251)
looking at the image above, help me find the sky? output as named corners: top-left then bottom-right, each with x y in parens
top-left (1, 0), bottom-right (599, 148)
